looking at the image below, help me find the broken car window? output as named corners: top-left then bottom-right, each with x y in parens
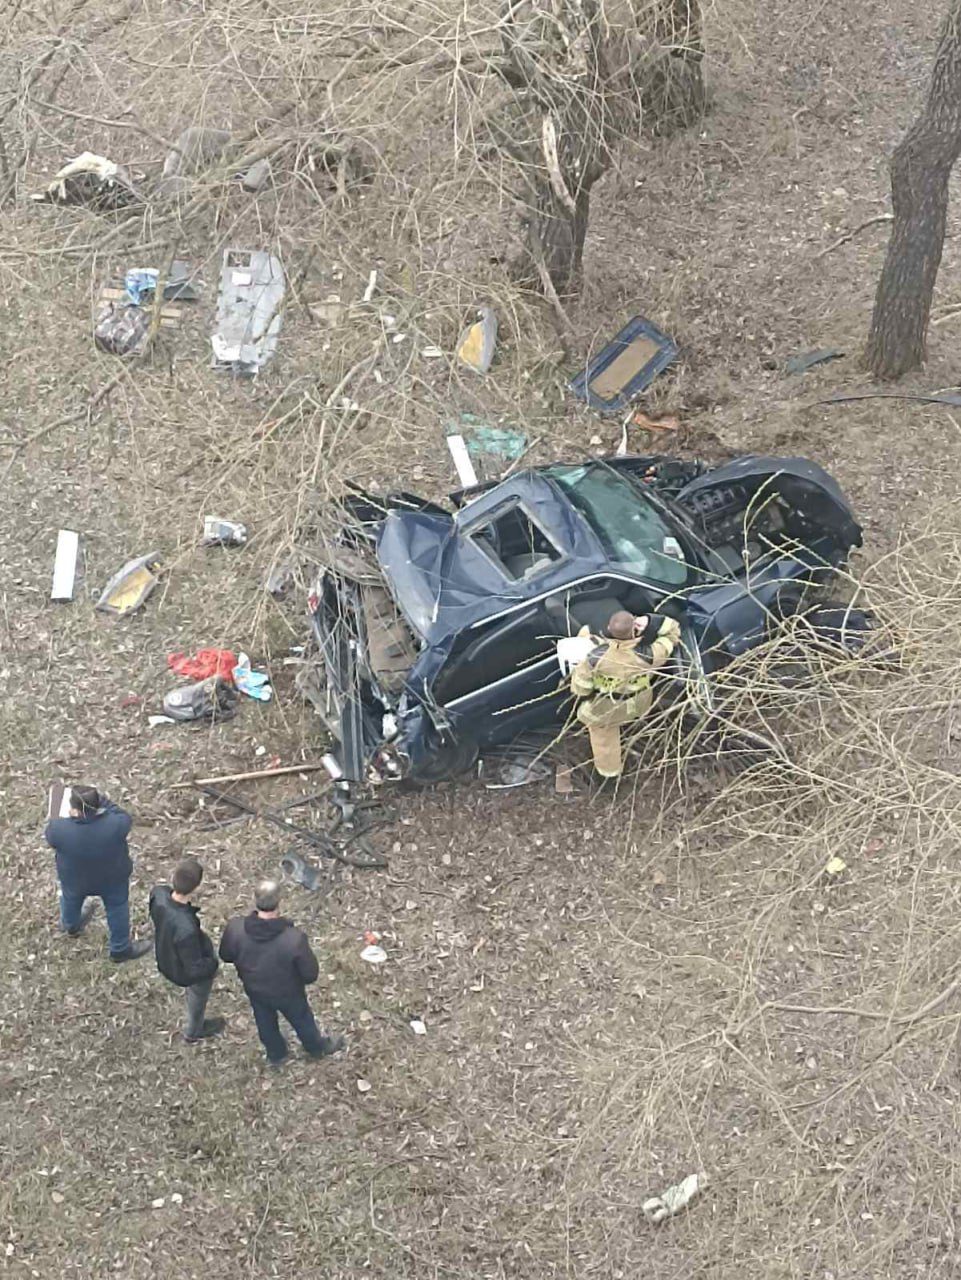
top-left (466, 504), bottom-right (563, 581)
top-left (548, 464), bottom-right (689, 586)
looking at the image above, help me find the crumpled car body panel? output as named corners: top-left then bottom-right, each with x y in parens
top-left (308, 455), bottom-right (863, 782)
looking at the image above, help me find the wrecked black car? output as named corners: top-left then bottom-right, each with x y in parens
top-left (306, 455), bottom-right (863, 783)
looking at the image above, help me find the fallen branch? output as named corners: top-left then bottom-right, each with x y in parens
top-left (814, 214), bottom-right (893, 260)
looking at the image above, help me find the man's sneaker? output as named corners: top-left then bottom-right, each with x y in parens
top-left (184, 1017), bottom-right (226, 1044)
top-left (65, 901), bottom-right (98, 937)
top-left (307, 1034), bottom-right (346, 1060)
top-left (109, 940), bottom-right (152, 963)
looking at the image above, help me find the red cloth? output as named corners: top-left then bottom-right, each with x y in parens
top-left (167, 648), bottom-right (237, 682)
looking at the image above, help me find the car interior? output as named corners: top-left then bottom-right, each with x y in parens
top-left (466, 504), bottom-right (563, 580)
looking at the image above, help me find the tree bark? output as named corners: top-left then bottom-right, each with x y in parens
top-left (865, 0), bottom-right (961, 379)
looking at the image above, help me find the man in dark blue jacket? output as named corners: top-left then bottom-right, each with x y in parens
top-left (44, 785), bottom-right (150, 962)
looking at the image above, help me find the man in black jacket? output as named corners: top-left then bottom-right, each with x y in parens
top-left (149, 858), bottom-right (225, 1043)
top-left (219, 880), bottom-right (345, 1066)
top-left (44, 784), bottom-right (150, 962)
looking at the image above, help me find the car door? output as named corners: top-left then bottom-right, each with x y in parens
top-left (434, 601), bottom-right (568, 746)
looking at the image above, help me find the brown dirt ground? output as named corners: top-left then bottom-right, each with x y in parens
top-left (4, 0), bottom-right (961, 1277)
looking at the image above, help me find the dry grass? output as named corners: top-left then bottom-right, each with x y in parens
top-left (4, 0), bottom-right (961, 1277)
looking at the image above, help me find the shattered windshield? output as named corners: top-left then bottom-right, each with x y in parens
top-left (547, 464), bottom-right (689, 586)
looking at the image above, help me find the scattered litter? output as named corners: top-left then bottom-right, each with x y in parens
top-left (233, 653), bottom-right (273, 702)
top-left (824, 855), bottom-right (847, 877)
top-left (363, 930), bottom-right (380, 945)
top-left (148, 715), bottom-right (176, 728)
top-left (630, 410), bottom-right (680, 432)
top-left (555, 765), bottom-right (575, 795)
top-left (32, 152), bottom-right (142, 210)
top-left (362, 270), bottom-right (378, 303)
top-left (120, 692), bottom-right (142, 709)
top-left (151, 1198), bottom-right (165, 1210)
top-left (421, 345), bottom-right (444, 358)
top-left (51, 530), bottom-right (79, 602)
top-left (170, 1193), bottom-right (183, 1206)
top-left (211, 249), bottom-right (285, 376)
top-left (410, 1018), bottom-right (427, 1035)
top-left (784, 347), bottom-right (845, 375)
top-left (280, 849), bottom-right (325, 891)
top-left (162, 676), bottom-right (238, 722)
top-left (158, 126), bottom-right (232, 199)
top-left (356, 1078), bottom-right (372, 1093)
top-left (241, 157), bottom-right (272, 193)
top-left (465, 425), bottom-right (528, 463)
top-left (456, 305), bottom-right (497, 374)
top-left (446, 433), bottom-right (479, 488)
top-left (202, 517), bottom-right (247, 547)
top-left (124, 262), bottom-right (200, 304)
top-left (309, 296), bottom-right (344, 327)
top-left (570, 314), bottom-right (678, 414)
top-left (484, 753), bottom-right (551, 789)
top-left (94, 303), bottom-right (150, 356)
top-left (96, 552), bottom-right (161, 616)
top-left (168, 649), bottom-right (237, 682)
top-left (641, 1172), bottom-right (706, 1224)
top-left (266, 556), bottom-right (298, 598)
top-left (360, 944), bottom-right (388, 965)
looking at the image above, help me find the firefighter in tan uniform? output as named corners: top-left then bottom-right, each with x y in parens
top-left (570, 610), bottom-right (681, 777)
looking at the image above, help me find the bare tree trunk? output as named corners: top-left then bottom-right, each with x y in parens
top-left (866, 0), bottom-right (961, 379)
top-left (495, 0), bottom-right (703, 299)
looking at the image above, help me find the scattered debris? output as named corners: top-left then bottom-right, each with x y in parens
top-left (484, 751), bottom-right (551, 789)
top-left (570, 315), bottom-right (678, 414)
top-left (51, 530), bottom-right (79, 602)
top-left (241, 157), bottom-right (272, 193)
top-left (784, 348), bottom-right (845, 375)
top-left (360, 944), bottom-right (388, 965)
top-left (555, 765), bottom-right (575, 795)
top-left (456, 305), bottom-right (498, 374)
top-left (124, 262), bottom-right (200, 304)
top-left (362, 270), bottom-right (378, 303)
top-left (32, 152), bottom-right (142, 210)
top-left (356, 1078), bottom-right (372, 1093)
top-left (825, 855), bottom-right (847, 877)
top-left (266, 556), bottom-right (298, 598)
top-left (168, 649), bottom-right (237, 682)
top-left (233, 653), bottom-right (273, 702)
top-left (421, 345), bottom-right (444, 358)
top-left (630, 409), bottom-right (681, 432)
top-left (157, 126), bottom-right (233, 199)
top-left (202, 517), bottom-right (247, 547)
top-left (94, 303), bottom-right (150, 356)
top-left (96, 552), bottom-right (161, 616)
top-left (280, 849), bottom-right (325, 891)
top-left (465, 424), bottom-right (528, 464)
top-left (410, 1018), bottom-right (427, 1035)
top-left (211, 249), bottom-right (285, 376)
top-left (148, 715), bottom-right (176, 728)
top-left (162, 676), bottom-right (238, 722)
top-left (309, 296), bottom-right (345, 327)
top-left (446, 433), bottom-right (479, 487)
top-left (641, 1172), bottom-right (707, 1224)
top-left (173, 763), bottom-right (327, 788)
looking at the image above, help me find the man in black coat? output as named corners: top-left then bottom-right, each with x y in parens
top-left (44, 784), bottom-right (150, 962)
top-left (149, 858), bottom-right (225, 1043)
top-left (219, 880), bottom-right (345, 1066)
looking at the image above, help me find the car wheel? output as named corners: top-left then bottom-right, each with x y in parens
top-left (406, 736), bottom-right (480, 786)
